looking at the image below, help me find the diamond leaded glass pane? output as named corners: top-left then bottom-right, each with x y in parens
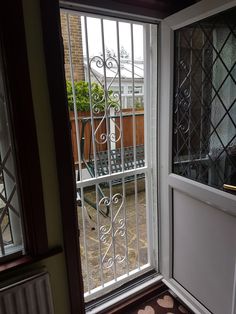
top-left (0, 53), bottom-right (23, 258)
top-left (173, 7), bottom-right (236, 192)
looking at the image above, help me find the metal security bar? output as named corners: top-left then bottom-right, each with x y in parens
top-left (61, 10), bottom-right (153, 299)
top-left (0, 58), bottom-right (23, 259)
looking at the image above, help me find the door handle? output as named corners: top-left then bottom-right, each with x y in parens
top-left (223, 184), bottom-right (236, 192)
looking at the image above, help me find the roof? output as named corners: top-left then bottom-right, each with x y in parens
top-left (85, 58), bottom-right (144, 80)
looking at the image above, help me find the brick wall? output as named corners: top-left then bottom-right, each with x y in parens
top-left (60, 12), bottom-right (85, 81)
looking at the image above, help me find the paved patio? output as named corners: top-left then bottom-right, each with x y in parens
top-left (77, 178), bottom-right (148, 293)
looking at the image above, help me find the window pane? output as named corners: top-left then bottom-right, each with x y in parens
top-left (0, 57), bottom-right (23, 258)
top-left (173, 7), bottom-right (236, 192)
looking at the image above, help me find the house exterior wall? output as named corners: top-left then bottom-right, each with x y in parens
top-left (60, 12), bottom-right (85, 81)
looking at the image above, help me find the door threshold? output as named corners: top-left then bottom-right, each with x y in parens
top-left (163, 279), bottom-right (212, 314)
top-left (86, 274), bottom-right (163, 314)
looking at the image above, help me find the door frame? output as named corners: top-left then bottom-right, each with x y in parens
top-left (159, 0), bottom-right (236, 313)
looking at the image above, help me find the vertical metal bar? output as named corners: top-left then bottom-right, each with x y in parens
top-left (84, 16), bottom-right (98, 177)
top-left (131, 23), bottom-right (137, 169)
top-left (116, 21), bottom-right (125, 173)
top-left (131, 23), bottom-right (140, 269)
top-left (66, 14), bottom-right (83, 181)
top-left (143, 23), bottom-right (153, 266)
top-left (134, 172), bottom-right (140, 269)
top-left (116, 21), bottom-right (129, 275)
top-left (96, 183), bottom-right (104, 287)
top-left (81, 186), bottom-right (90, 293)
top-left (101, 19), bottom-right (112, 175)
top-left (122, 177), bottom-right (129, 275)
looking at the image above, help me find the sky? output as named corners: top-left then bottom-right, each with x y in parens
top-left (81, 16), bottom-right (144, 60)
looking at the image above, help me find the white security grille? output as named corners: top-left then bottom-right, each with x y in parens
top-left (0, 57), bottom-right (23, 259)
top-left (61, 10), bottom-right (156, 299)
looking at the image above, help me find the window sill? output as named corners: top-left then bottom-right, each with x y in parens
top-left (87, 274), bottom-right (165, 314)
top-left (0, 246), bottom-right (62, 274)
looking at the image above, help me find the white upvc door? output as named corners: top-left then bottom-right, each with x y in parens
top-left (159, 1), bottom-right (236, 313)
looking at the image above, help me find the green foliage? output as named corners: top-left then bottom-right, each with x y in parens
top-left (67, 80), bottom-right (144, 112)
top-left (67, 81), bottom-right (106, 112)
top-left (134, 101), bottom-right (144, 109)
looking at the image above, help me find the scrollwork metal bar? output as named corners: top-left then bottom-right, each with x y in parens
top-left (66, 14), bottom-right (83, 181)
top-left (110, 181), bottom-right (117, 280)
top-left (101, 18), bottom-right (112, 175)
top-left (96, 183), bottom-right (104, 287)
top-left (122, 176), bottom-right (129, 275)
top-left (99, 191), bottom-right (126, 271)
top-left (84, 16), bottom-right (98, 178)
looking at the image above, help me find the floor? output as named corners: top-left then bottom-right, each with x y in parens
top-left (129, 291), bottom-right (192, 314)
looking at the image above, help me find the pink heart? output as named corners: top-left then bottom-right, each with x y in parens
top-left (157, 295), bottom-right (174, 308)
top-left (138, 305), bottom-right (155, 314)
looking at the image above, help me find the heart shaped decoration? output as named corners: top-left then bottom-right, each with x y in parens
top-left (157, 295), bottom-right (174, 308)
top-left (138, 305), bottom-right (155, 314)
top-left (178, 305), bottom-right (188, 313)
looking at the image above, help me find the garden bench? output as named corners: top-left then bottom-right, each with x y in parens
top-left (76, 118), bottom-right (145, 217)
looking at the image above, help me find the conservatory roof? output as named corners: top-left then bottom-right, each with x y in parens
top-left (84, 58), bottom-right (144, 80)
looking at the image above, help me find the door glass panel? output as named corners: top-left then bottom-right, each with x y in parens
top-left (173, 7), bottom-right (236, 192)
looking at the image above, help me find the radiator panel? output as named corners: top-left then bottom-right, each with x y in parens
top-left (0, 272), bottom-right (54, 314)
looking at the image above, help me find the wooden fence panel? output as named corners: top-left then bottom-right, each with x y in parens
top-left (70, 109), bottom-right (144, 164)
top-left (116, 109), bottom-right (144, 148)
top-left (70, 111), bottom-right (107, 163)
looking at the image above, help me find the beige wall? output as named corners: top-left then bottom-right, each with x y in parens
top-left (20, 0), bottom-right (71, 313)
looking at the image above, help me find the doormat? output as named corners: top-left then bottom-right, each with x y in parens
top-left (129, 290), bottom-right (193, 314)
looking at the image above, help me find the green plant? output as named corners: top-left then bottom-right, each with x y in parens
top-left (134, 101), bottom-right (144, 109)
top-left (67, 80), bottom-right (114, 112)
top-left (67, 80), bottom-right (144, 112)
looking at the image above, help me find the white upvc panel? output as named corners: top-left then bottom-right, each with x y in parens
top-left (159, 20), bottom-right (173, 280)
top-left (164, 0), bottom-right (236, 30)
top-left (159, 0), bottom-right (236, 313)
top-left (169, 174), bottom-right (236, 217)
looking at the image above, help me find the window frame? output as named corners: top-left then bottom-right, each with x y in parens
top-left (40, 0), bottom-right (160, 311)
top-left (39, 1), bottom-right (85, 313)
top-left (0, 0), bottom-right (49, 260)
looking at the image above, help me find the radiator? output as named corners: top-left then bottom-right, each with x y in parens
top-left (0, 271), bottom-right (55, 314)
